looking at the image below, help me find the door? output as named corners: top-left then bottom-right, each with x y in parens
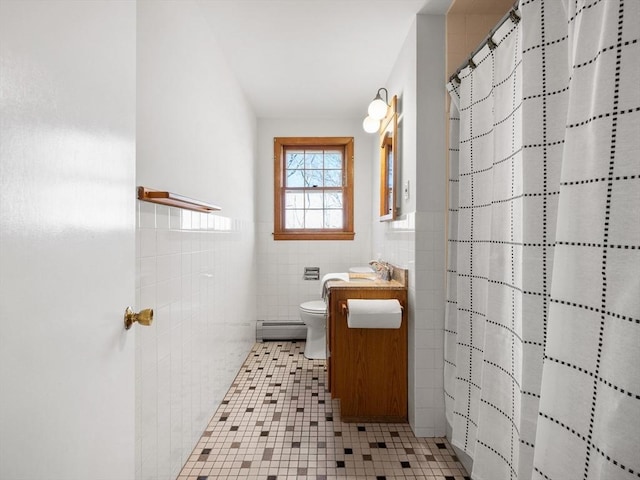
top-left (0, 2), bottom-right (136, 479)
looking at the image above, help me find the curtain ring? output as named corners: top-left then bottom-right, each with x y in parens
top-left (509, 9), bottom-right (521, 24)
top-left (468, 58), bottom-right (477, 70)
top-left (487, 37), bottom-right (497, 50)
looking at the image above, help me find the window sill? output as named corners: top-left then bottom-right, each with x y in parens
top-left (273, 231), bottom-right (355, 241)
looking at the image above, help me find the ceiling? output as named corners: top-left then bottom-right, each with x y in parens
top-left (197, 0), bottom-right (453, 119)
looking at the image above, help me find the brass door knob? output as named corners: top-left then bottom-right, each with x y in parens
top-left (124, 307), bottom-right (154, 330)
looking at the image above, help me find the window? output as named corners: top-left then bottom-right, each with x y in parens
top-left (274, 137), bottom-right (354, 240)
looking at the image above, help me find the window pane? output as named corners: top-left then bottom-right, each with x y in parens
top-left (324, 170), bottom-right (342, 187)
top-left (286, 151), bottom-right (304, 169)
top-left (324, 191), bottom-right (342, 208)
top-left (324, 151), bottom-right (342, 169)
top-left (305, 151), bottom-right (323, 169)
top-left (304, 170), bottom-right (323, 187)
top-left (324, 210), bottom-right (343, 229)
top-left (285, 191), bottom-right (304, 208)
top-left (285, 169), bottom-right (304, 187)
top-left (285, 209), bottom-right (304, 229)
top-left (305, 210), bottom-right (323, 229)
top-left (304, 191), bottom-right (323, 209)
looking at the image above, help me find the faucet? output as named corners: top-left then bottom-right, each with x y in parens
top-left (369, 260), bottom-right (392, 281)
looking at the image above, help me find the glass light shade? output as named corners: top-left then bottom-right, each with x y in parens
top-left (368, 98), bottom-right (388, 120)
top-left (362, 115), bottom-right (380, 133)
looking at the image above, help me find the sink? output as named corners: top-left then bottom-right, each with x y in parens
top-left (348, 276), bottom-right (376, 282)
top-left (349, 266), bottom-right (375, 274)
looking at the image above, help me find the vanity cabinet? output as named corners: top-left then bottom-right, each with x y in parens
top-left (326, 283), bottom-right (407, 423)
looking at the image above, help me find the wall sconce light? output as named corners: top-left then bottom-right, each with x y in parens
top-left (362, 87), bottom-right (389, 133)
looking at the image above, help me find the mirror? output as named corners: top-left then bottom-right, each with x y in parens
top-left (379, 95), bottom-right (398, 221)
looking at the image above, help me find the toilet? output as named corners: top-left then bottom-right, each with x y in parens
top-left (300, 272), bottom-right (349, 360)
top-left (299, 300), bottom-right (327, 359)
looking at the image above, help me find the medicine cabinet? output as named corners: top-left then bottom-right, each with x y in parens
top-left (379, 95), bottom-right (398, 221)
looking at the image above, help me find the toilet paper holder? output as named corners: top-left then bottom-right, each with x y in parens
top-left (340, 301), bottom-right (403, 315)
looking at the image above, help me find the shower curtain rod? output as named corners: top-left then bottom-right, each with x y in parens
top-left (449, 0), bottom-right (521, 84)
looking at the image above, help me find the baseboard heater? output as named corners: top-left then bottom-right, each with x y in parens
top-left (256, 320), bottom-right (307, 341)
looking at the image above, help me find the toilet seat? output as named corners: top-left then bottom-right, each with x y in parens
top-left (300, 300), bottom-right (326, 314)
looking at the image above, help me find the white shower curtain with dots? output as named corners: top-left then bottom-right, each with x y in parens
top-left (445, 1), bottom-right (639, 479)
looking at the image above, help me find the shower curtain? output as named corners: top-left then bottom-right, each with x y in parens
top-left (444, 1), bottom-right (639, 479)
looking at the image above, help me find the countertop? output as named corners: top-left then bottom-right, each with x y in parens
top-left (327, 274), bottom-right (407, 290)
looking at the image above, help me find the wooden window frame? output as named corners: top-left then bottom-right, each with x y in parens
top-left (274, 136), bottom-right (355, 241)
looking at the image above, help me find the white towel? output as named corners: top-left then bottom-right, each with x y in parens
top-left (320, 272), bottom-right (349, 300)
top-left (346, 299), bottom-right (402, 329)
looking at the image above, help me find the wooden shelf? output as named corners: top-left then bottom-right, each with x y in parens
top-left (137, 186), bottom-right (220, 213)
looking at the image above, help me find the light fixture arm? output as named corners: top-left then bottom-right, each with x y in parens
top-left (373, 87), bottom-right (388, 106)
top-left (363, 87), bottom-right (390, 133)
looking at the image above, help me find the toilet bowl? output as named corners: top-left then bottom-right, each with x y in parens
top-left (300, 272), bottom-right (348, 360)
top-left (299, 300), bottom-right (327, 359)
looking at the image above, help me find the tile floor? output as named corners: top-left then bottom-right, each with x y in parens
top-left (178, 341), bottom-right (469, 480)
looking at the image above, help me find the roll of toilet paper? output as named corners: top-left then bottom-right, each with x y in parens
top-left (346, 299), bottom-right (402, 329)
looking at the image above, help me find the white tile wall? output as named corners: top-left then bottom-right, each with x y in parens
top-left (256, 221), bottom-right (374, 320)
top-left (135, 202), bottom-right (256, 480)
top-left (412, 211), bottom-right (446, 436)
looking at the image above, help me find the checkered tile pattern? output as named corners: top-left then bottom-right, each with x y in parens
top-left (178, 342), bottom-right (469, 480)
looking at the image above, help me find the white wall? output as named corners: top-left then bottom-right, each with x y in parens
top-left (372, 19), bottom-right (422, 434)
top-left (256, 118), bottom-right (373, 321)
top-left (372, 14), bottom-right (447, 437)
top-left (413, 14), bottom-right (447, 437)
top-left (372, 22), bottom-right (418, 265)
top-left (135, 2), bottom-right (257, 479)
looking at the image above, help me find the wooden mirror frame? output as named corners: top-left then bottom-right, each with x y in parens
top-left (379, 95), bottom-right (398, 221)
